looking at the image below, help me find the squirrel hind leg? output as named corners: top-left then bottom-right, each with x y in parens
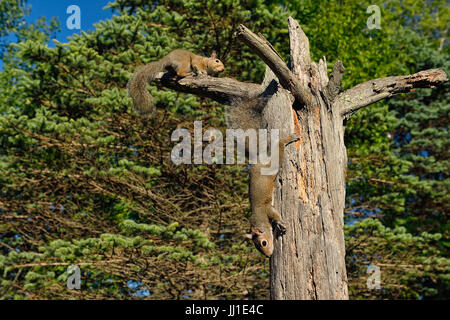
top-left (174, 60), bottom-right (193, 77)
top-left (281, 133), bottom-right (301, 146)
top-left (176, 70), bottom-right (193, 77)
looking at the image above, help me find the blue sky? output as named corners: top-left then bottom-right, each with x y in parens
top-left (0, 1), bottom-right (114, 69)
top-left (27, 0), bottom-right (114, 44)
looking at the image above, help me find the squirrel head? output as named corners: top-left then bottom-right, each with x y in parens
top-left (247, 226), bottom-right (274, 257)
top-left (206, 51), bottom-right (225, 74)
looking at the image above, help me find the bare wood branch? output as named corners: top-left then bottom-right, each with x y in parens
top-left (258, 32), bottom-right (283, 60)
top-left (318, 57), bottom-right (329, 88)
top-left (309, 62), bottom-right (321, 92)
top-left (153, 72), bottom-right (263, 105)
top-left (338, 68), bottom-right (448, 119)
top-left (288, 16), bottom-right (311, 87)
top-left (236, 24), bottom-right (313, 107)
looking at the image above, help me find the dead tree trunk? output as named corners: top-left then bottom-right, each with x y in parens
top-left (151, 17), bottom-right (447, 299)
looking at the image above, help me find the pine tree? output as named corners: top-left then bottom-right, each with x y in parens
top-left (387, 32), bottom-right (449, 234)
top-left (0, 0), bottom-right (291, 300)
top-left (0, 0), bottom-right (447, 300)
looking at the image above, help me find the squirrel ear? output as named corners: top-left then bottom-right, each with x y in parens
top-left (210, 51), bottom-right (217, 59)
top-left (244, 233), bottom-right (253, 240)
top-left (251, 227), bottom-right (264, 235)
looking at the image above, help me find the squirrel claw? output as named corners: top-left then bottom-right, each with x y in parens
top-left (274, 220), bottom-right (287, 236)
top-left (194, 71), bottom-right (207, 77)
top-left (288, 133), bottom-right (300, 144)
top-left (291, 132), bottom-right (300, 140)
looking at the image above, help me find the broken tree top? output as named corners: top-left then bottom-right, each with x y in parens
top-left (151, 16), bottom-right (447, 120)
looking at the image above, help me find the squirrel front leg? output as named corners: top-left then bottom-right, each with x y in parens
top-left (267, 206), bottom-right (286, 235)
top-left (192, 64), bottom-right (207, 76)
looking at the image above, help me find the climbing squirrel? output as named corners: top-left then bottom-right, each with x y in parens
top-left (247, 133), bottom-right (300, 257)
top-left (127, 49), bottom-right (225, 116)
top-left (225, 96), bottom-right (300, 256)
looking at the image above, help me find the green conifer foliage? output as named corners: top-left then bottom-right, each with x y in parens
top-left (0, 0), bottom-right (292, 300)
top-left (0, 0), bottom-right (447, 299)
top-left (388, 35), bottom-right (449, 234)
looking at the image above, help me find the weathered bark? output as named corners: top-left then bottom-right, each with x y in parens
top-left (337, 69), bottom-right (448, 119)
top-left (153, 72), bottom-right (263, 105)
top-left (235, 24), bottom-right (313, 107)
top-left (145, 17), bottom-right (447, 300)
top-left (260, 18), bottom-right (348, 300)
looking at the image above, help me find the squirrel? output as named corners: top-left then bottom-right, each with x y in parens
top-left (224, 95), bottom-right (300, 257)
top-left (246, 133), bottom-right (300, 257)
top-left (225, 96), bottom-right (300, 256)
top-left (127, 49), bottom-right (225, 116)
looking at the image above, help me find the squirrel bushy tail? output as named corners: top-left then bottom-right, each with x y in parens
top-left (127, 59), bottom-right (169, 116)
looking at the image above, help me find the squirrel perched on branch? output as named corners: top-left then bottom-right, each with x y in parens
top-left (127, 49), bottom-right (225, 116)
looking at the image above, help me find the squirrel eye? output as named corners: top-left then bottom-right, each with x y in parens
top-left (216, 59), bottom-right (219, 63)
top-left (261, 240), bottom-right (267, 247)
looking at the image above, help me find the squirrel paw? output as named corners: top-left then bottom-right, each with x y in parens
top-left (192, 66), bottom-right (207, 77)
top-left (287, 133), bottom-right (301, 144)
top-left (291, 132), bottom-right (300, 140)
top-left (274, 220), bottom-right (287, 236)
